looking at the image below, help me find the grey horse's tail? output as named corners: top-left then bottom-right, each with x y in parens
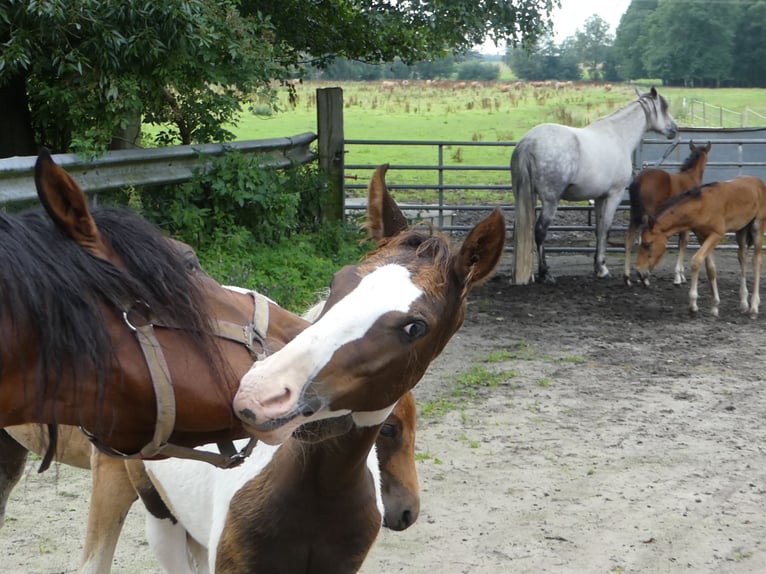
top-left (511, 145), bottom-right (536, 284)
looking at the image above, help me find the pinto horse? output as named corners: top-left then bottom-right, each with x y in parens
top-left (624, 141), bottom-right (712, 286)
top-left (0, 393), bottom-right (418, 573)
top-left (136, 391), bottom-right (419, 574)
top-left (511, 86), bottom-right (678, 284)
top-left (636, 176), bottom-right (766, 317)
top-left (0, 151), bottom-right (307, 464)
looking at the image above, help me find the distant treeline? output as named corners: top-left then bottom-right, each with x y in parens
top-left (310, 0), bottom-right (766, 88)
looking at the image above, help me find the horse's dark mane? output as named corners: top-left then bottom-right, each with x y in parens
top-left (656, 183), bottom-right (715, 217)
top-left (679, 147), bottom-right (706, 172)
top-left (0, 206), bottom-right (225, 426)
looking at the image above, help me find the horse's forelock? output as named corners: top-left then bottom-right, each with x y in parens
top-left (361, 227), bottom-right (454, 299)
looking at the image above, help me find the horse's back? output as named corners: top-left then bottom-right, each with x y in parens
top-left (513, 123), bottom-right (580, 189)
top-left (515, 122), bottom-right (632, 199)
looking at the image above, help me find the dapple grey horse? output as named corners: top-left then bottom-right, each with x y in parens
top-left (511, 87), bottom-right (678, 284)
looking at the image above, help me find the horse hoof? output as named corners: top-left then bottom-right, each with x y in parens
top-left (536, 275), bottom-right (556, 286)
top-left (641, 278), bottom-right (650, 288)
top-left (624, 276), bottom-right (632, 287)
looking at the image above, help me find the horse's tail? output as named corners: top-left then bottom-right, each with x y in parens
top-left (511, 143), bottom-right (536, 284)
top-left (628, 176), bottom-right (645, 229)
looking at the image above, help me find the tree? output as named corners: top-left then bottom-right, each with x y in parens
top-left (570, 15), bottom-right (613, 80)
top-left (613, 0), bottom-right (658, 80)
top-left (0, 1), bottom-right (279, 156)
top-left (506, 32), bottom-right (580, 80)
top-left (0, 0), bottom-right (559, 157)
top-left (642, 0), bottom-right (738, 87)
top-left (731, 1), bottom-right (766, 87)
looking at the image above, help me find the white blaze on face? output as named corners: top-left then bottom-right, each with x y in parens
top-left (234, 264), bottom-right (423, 442)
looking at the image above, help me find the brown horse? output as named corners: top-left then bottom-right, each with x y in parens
top-left (636, 176), bottom-right (766, 317)
top-left (137, 391), bottom-right (419, 573)
top-left (233, 164), bottom-right (506, 446)
top-left (624, 141), bottom-right (712, 286)
top-left (1, 392), bottom-right (418, 573)
top-left (0, 151), bottom-right (307, 462)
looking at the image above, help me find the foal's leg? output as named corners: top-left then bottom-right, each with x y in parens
top-left (673, 230), bottom-right (689, 285)
top-left (736, 229), bottom-right (750, 314)
top-left (703, 254), bottom-right (720, 318)
top-left (689, 234), bottom-right (722, 316)
top-left (78, 451), bottom-right (138, 574)
top-left (145, 513), bottom-right (198, 574)
top-left (749, 222), bottom-right (763, 317)
top-left (0, 430), bottom-right (27, 529)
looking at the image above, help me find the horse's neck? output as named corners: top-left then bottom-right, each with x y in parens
top-left (214, 424), bottom-right (382, 572)
top-left (673, 169), bottom-right (705, 195)
top-left (287, 424), bottom-right (380, 492)
top-left (657, 205), bottom-right (697, 236)
top-left (588, 101), bottom-right (647, 151)
top-left (266, 302), bottom-right (311, 352)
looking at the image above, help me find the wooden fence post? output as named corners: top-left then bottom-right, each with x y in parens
top-left (316, 87), bottom-right (345, 222)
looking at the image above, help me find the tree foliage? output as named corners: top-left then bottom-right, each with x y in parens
top-left (0, 0), bottom-right (280, 155)
top-left (0, 0), bottom-right (559, 157)
top-left (506, 33), bottom-right (580, 81)
top-left (571, 15), bottom-right (613, 80)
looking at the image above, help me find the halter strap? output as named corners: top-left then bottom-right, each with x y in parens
top-left (79, 289), bottom-right (268, 469)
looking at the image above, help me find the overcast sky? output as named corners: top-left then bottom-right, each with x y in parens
top-left (551, 0), bottom-right (631, 41)
top-left (479, 0), bottom-right (631, 53)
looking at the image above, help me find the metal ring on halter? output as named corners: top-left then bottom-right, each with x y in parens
top-left (122, 300), bottom-right (154, 332)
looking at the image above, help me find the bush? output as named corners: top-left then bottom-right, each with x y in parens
top-left (199, 223), bottom-right (372, 312)
top-left (129, 151), bottom-right (369, 312)
top-left (137, 151), bottom-right (328, 248)
top-left (456, 61), bottom-right (500, 81)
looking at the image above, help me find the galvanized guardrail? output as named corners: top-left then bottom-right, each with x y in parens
top-left (0, 132), bottom-right (317, 205)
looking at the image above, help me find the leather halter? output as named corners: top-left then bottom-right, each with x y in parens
top-left (80, 290), bottom-right (270, 469)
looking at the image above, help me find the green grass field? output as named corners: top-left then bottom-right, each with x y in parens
top-left (228, 80), bottom-right (766, 195)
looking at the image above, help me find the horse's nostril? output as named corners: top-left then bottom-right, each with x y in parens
top-left (301, 405), bottom-right (316, 417)
top-left (402, 509), bottom-right (412, 527)
top-left (239, 408), bottom-right (257, 423)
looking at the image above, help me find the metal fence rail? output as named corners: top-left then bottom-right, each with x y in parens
top-left (344, 131), bottom-right (766, 253)
top-left (0, 132), bottom-right (317, 205)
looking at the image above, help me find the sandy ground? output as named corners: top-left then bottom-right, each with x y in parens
top-left (3, 251), bottom-right (766, 574)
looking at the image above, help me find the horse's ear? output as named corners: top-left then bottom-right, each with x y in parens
top-left (649, 86), bottom-right (658, 98)
top-left (366, 164), bottom-right (409, 241)
top-left (634, 85), bottom-right (641, 98)
top-left (453, 207), bottom-right (506, 290)
top-left (704, 141), bottom-right (712, 152)
top-left (34, 149), bottom-right (102, 252)
top-left (689, 140), bottom-right (695, 151)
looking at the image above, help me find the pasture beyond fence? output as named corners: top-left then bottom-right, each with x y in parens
top-left (3, 88), bottom-right (766, 255)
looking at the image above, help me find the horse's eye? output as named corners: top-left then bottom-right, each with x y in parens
top-left (184, 252), bottom-right (201, 272)
top-left (403, 320), bottom-right (427, 340)
top-left (640, 242), bottom-right (650, 251)
top-left (379, 423), bottom-right (398, 438)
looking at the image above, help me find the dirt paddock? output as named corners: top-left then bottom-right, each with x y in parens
top-left (3, 251), bottom-right (766, 573)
